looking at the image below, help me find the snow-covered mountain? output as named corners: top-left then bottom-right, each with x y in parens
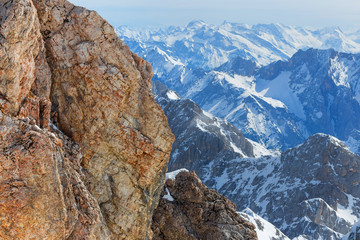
top-left (118, 22), bottom-right (360, 152)
top-left (345, 29), bottom-right (360, 45)
top-left (255, 49), bottom-right (360, 148)
top-left (118, 21), bottom-right (360, 68)
top-left (153, 83), bottom-right (360, 239)
top-left (152, 81), bottom-right (271, 173)
top-left (205, 48), bottom-right (360, 150)
top-left (153, 48), bottom-right (360, 151)
top-left (120, 21), bottom-right (360, 239)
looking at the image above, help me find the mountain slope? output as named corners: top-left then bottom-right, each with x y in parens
top-left (256, 49), bottom-right (360, 141)
top-left (152, 81), bottom-right (264, 173)
top-left (239, 208), bottom-right (290, 240)
top-left (154, 49), bottom-right (360, 151)
top-left (153, 84), bottom-right (360, 239)
top-left (195, 48), bottom-right (360, 150)
top-left (205, 134), bottom-right (360, 239)
top-left (151, 48), bottom-right (360, 151)
top-left (342, 220), bottom-right (360, 240)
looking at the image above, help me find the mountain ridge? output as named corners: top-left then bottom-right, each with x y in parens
top-left (153, 80), bottom-right (360, 239)
top-left (118, 21), bottom-right (360, 153)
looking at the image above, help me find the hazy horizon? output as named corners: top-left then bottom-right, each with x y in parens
top-left (69, 0), bottom-right (360, 30)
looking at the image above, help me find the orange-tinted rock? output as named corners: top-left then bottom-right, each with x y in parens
top-left (0, 0), bottom-right (174, 239)
top-left (30, 1), bottom-right (175, 238)
top-left (0, 0), bottom-right (44, 115)
top-left (0, 113), bottom-right (111, 240)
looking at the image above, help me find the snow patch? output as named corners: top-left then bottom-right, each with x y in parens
top-left (329, 56), bottom-right (350, 87)
top-left (345, 136), bottom-right (360, 154)
top-left (163, 188), bottom-right (174, 201)
top-left (336, 193), bottom-right (358, 224)
top-left (239, 208), bottom-right (290, 240)
top-left (230, 142), bottom-right (244, 155)
top-left (256, 72), bottom-right (306, 119)
top-left (166, 168), bottom-right (189, 180)
top-left (342, 220), bottom-right (360, 240)
top-left (247, 139), bottom-right (280, 157)
top-left (166, 90), bottom-right (180, 100)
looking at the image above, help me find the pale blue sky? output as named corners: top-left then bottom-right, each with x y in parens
top-left (69, 0), bottom-right (360, 29)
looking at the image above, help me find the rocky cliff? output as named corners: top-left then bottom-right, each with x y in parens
top-left (151, 170), bottom-right (258, 240)
top-left (0, 0), bottom-right (174, 239)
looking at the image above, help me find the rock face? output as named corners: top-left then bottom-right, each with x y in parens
top-left (0, 0), bottom-right (174, 239)
top-left (0, 0), bottom-right (43, 116)
top-left (0, 113), bottom-right (111, 239)
top-left (0, 0), bottom-right (52, 125)
top-left (151, 170), bottom-right (258, 240)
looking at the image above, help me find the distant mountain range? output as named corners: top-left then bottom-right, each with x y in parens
top-left (118, 22), bottom-right (360, 152)
top-left (118, 21), bottom-right (360, 68)
top-left (119, 21), bottom-right (360, 239)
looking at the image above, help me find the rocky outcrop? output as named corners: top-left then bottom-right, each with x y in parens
top-left (0, 0), bottom-right (52, 124)
top-left (34, 0), bottom-right (174, 238)
top-left (0, 0), bottom-right (174, 239)
top-left (151, 170), bottom-right (258, 240)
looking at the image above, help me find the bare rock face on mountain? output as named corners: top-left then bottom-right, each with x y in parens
top-left (0, 0), bottom-right (51, 123)
top-left (0, 0), bottom-right (174, 239)
top-left (196, 133), bottom-right (360, 239)
top-left (0, 113), bottom-right (111, 239)
top-left (152, 171), bottom-right (258, 240)
top-left (33, 0), bottom-right (174, 238)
